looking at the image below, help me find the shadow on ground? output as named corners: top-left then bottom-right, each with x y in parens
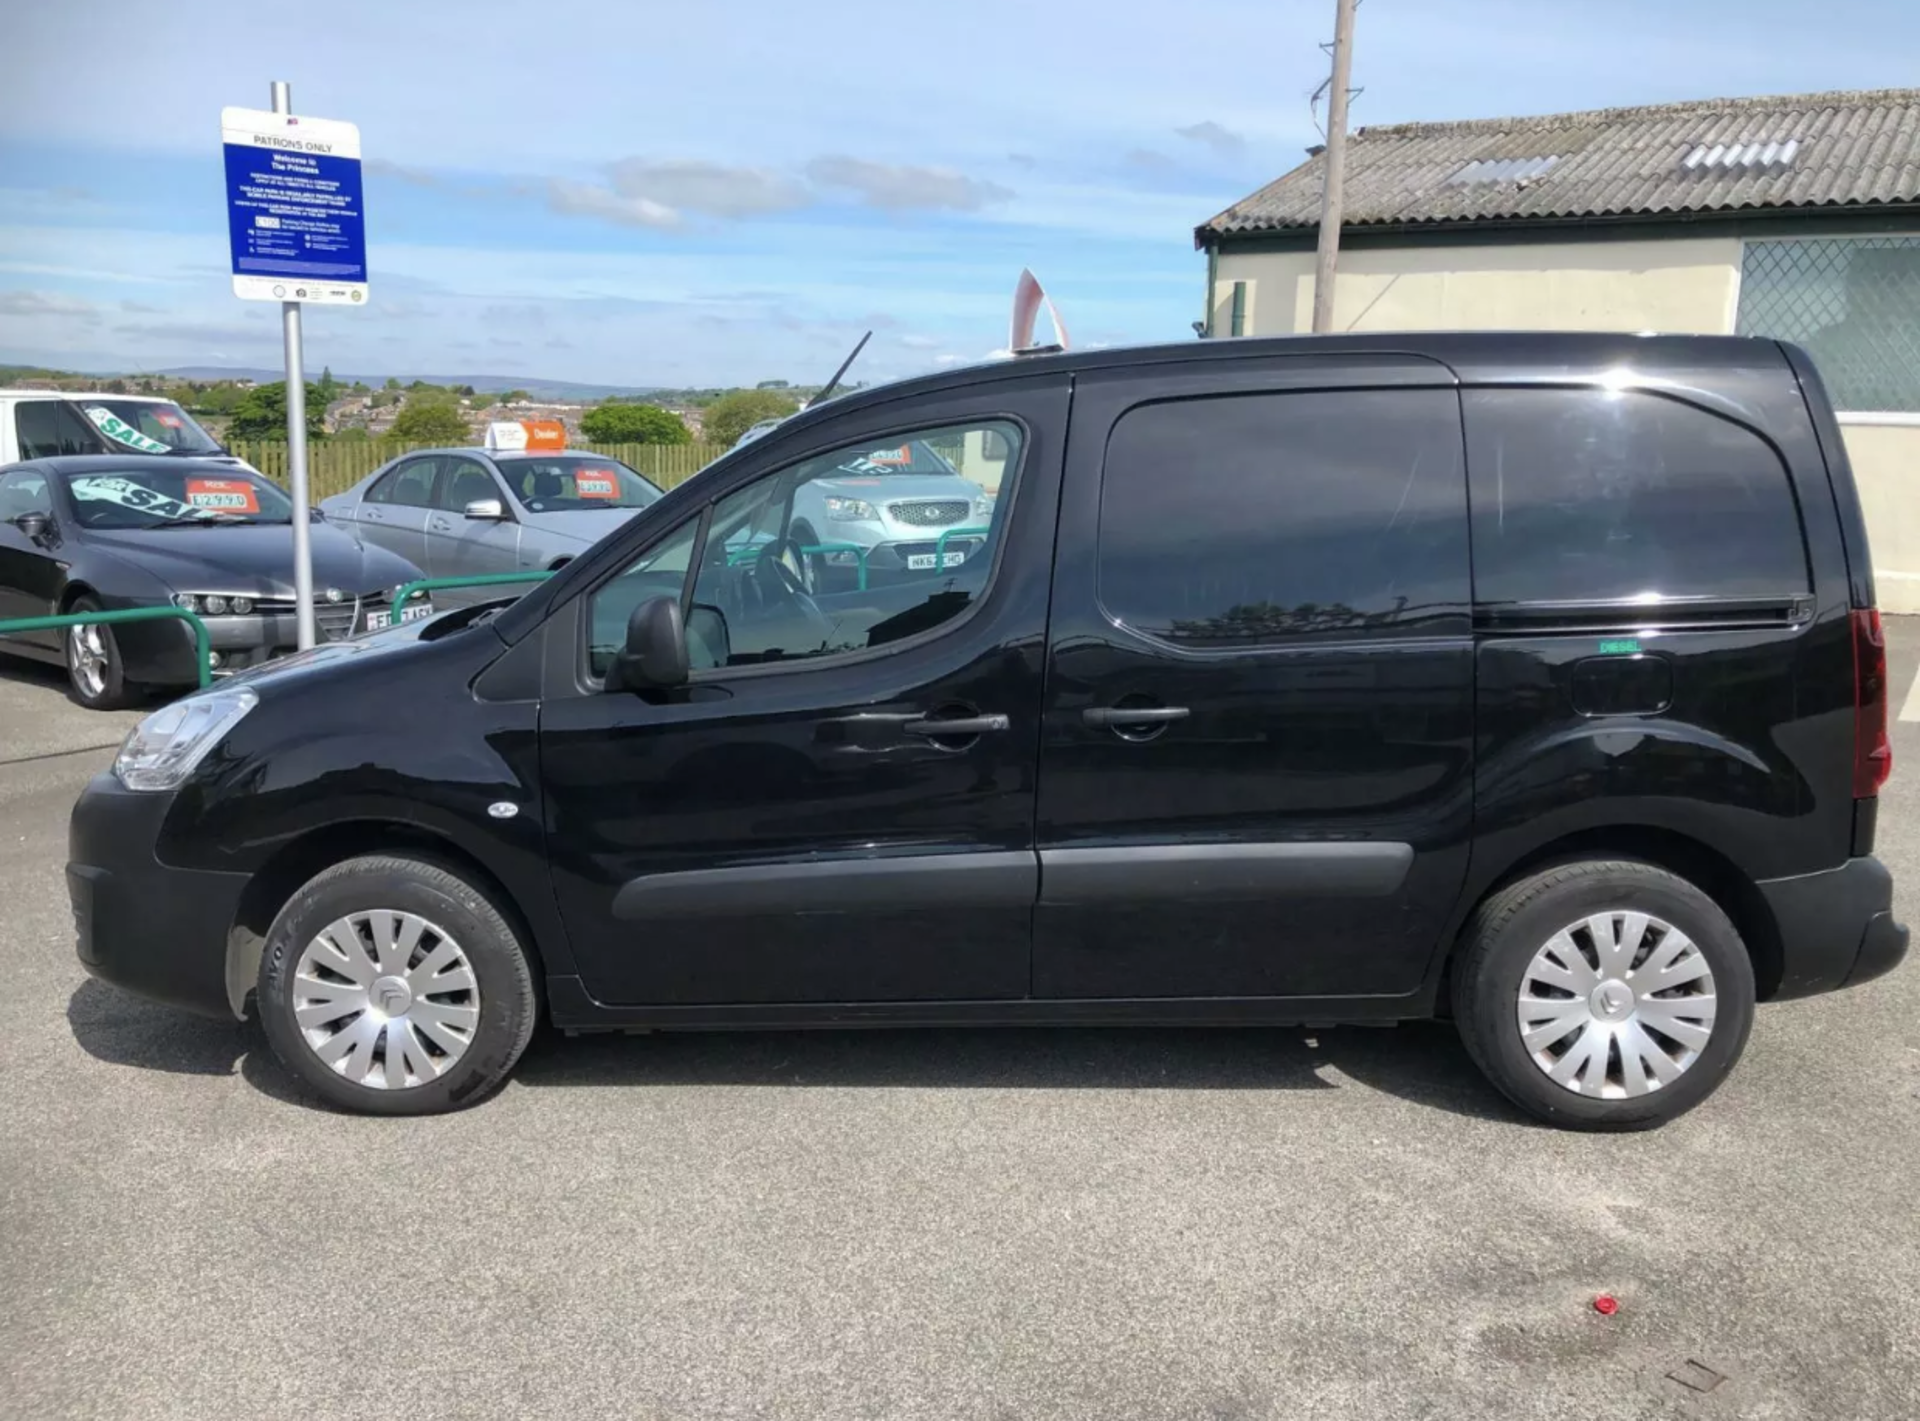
top-left (67, 978), bottom-right (1527, 1124)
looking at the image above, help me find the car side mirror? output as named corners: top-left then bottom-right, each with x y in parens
top-left (463, 498), bottom-right (506, 520)
top-left (11, 512), bottom-right (50, 542)
top-left (609, 595), bottom-right (688, 692)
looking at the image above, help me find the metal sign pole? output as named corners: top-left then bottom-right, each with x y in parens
top-left (271, 79), bottom-right (317, 650)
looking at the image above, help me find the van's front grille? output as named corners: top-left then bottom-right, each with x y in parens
top-left (889, 499), bottom-right (970, 527)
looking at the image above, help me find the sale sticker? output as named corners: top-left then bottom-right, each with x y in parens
top-left (185, 478), bottom-right (260, 513)
top-left (83, 406), bottom-right (171, 454)
top-left (154, 410), bottom-right (184, 428)
top-left (868, 447), bottom-right (911, 465)
top-left (574, 469), bottom-right (618, 499)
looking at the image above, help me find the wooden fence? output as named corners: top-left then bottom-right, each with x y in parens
top-left (229, 440), bottom-right (728, 499)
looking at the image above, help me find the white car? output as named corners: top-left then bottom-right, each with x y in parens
top-left (0, 390), bottom-right (261, 476)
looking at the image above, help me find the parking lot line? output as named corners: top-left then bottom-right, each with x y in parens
top-left (1901, 659), bottom-right (1920, 722)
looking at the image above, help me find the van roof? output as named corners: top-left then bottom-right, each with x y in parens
top-left (0, 389), bottom-right (176, 402)
top-left (786, 331), bottom-right (1796, 435)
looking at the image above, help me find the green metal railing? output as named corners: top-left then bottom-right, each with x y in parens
top-left (0, 607), bottom-right (213, 688)
top-left (934, 526), bottom-right (991, 570)
top-left (391, 571), bottom-right (555, 617)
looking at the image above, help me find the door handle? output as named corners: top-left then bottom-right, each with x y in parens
top-left (903, 713), bottom-right (1010, 738)
top-left (429, 518), bottom-right (452, 531)
top-left (1082, 706), bottom-right (1189, 728)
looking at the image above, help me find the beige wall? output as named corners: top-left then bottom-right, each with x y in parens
top-left (1214, 236), bottom-right (1744, 337)
top-left (1842, 422), bottom-right (1920, 613)
top-left (1210, 236), bottom-right (1920, 609)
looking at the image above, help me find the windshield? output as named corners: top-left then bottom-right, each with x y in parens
top-left (73, 400), bottom-right (223, 455)
top-left (806, 439), bottom-right (962, 480)
top-left (60, 467), bottom-right (294, 529)
top-left (494, 456), bottom-right (662, 513)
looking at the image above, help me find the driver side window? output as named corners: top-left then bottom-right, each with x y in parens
top-left (587, 418), bottom-right (1022, 679)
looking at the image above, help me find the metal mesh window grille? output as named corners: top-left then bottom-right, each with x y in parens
top-left (1736, 237), bottom-right (1920, 413)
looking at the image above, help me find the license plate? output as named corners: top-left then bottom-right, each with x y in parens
top-left (906, 550), bottom-right (968, 570)
top-left (363, 602), bottom-right (434, 631)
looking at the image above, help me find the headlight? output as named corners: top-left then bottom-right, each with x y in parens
top-left (171, 593), bottom-right (252, 615)
top-left (825, 497), bottom-right (876, 521)
top-left (970, 495), bottom-right (995, 518)
top-left (113, 686), bottom-right (258, 792)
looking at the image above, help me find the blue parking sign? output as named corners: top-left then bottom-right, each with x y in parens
top-left (220, 107), bottom-right (368, 306)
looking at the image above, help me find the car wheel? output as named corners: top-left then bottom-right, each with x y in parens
top-left (64, 596), bottom-right (137, 710)
top-left (258, 854), bottom-right (538, 1116)
top-left (1452, 859), bottom-right (1755, 1131)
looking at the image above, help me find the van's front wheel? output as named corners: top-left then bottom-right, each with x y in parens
top-left (258, 855), bottom-right (537, 1115)
top-left (1452, 859), bottom-right (1756, 1131)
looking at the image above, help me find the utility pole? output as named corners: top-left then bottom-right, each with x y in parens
top-left (1311, 0), bottom-right (1358, 333)
top-left (271, 79), bottom-right (317, 650)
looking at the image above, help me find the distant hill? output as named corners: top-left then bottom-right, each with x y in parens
top-left (150, 366), bottom-right (660, 402)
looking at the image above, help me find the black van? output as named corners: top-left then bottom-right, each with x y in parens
top-left (68, 333), bottom-right (1906, 1127)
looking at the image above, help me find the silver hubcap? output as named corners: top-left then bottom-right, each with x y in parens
top-left (292, 910), bottom-right (481, 1090)
top-left (68, 623), bottom-right (108, 698)
top-left (1516, 911), bottom-right (1718, 1099)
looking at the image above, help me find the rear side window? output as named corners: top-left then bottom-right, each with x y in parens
top-left (368, 457), bottom-right (439, 508)
top-left (1465, 389), bottom-right (1809, 605)
top-left (1096, 388), bottom-right (1468, 647)
top-left (15, 401), bottom-right (100, 458)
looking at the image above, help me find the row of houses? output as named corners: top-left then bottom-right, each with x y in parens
top-left (1198, 87), bottom-right (1920, 608)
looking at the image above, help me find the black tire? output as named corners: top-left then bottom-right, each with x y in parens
top-left (1452, 859), bottom-right (1756, 1131)
top-left (63, 595), bottom-right (138, 710)
top-left (258, 854), bottom-right (538, 1116)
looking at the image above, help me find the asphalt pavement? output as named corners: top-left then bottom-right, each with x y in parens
top-left (1, 635), bottom-right (1917, 1421)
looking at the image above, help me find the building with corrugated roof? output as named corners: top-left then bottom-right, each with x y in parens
top-left (1197, 88), bottom-right (1920, 605)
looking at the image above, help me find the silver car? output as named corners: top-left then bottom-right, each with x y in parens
top-left (784, 438), bottom-right (995, 585)
top-left (321, 448), bottom-right (662, 599)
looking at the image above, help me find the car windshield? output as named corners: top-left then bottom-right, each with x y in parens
top-left (805, 439), bottom-right (961, 479)
top-left (72, 400), bottom-right (223, 455)
top-left (60, 467), bottom-right (294, 529)
top-left (494, 456), bottom-right (662, 513)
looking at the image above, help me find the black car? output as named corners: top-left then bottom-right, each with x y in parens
top-left (67, 333), bottom-right (1906, 1126)
top-left (0, 455), bottom-right (427, 707)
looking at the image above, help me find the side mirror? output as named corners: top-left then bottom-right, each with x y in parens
top-left (609, 595), bottom-right (688, 692)
top-left (12, 512), bottom-right (50, 542)
top-left (463, 498), bottom-right (506, 520)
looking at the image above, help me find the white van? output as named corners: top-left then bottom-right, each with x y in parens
top-left (0, 390), bottom-right (261, 474)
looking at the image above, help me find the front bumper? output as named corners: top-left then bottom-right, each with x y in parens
top-left (68, 773), bottom-right (250, 1018)
top-left (1758, 855), bottom-right (1909, 999)
top-left (111, 599), bottom-right (427, 683)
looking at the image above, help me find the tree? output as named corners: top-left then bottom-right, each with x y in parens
top-left (702, 390), bottom-right (798, 446)
top-left (580, 402), bottom-right (691, 445)
top-left (383, 376), bottom-right (402, 391)
top-left (390, 393), bottom-right (471, 443)
top-left (350, 380), bottom-right (370, 394)
top-left (227, 381), bottom-right (326, 442)
top-left (500, 389), bottom-right (529, 404)
top-left (315, 366), bottom-right (341, 405)
top-left (331, 426), bottom-right (371, 442)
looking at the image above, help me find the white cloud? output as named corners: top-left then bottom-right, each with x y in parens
top-left (806, 157), bottom-right (1013, 212)
top-left (545, 179), bottom-right (681, 231)
top-left (605, 159), bottom-right (810, 219)
top-left (0, 290), bottom-right (100, 318)
top-left (899, 333), bottom-right (942, 349)
top-left (1175, 120), bottom-right (1248, 156)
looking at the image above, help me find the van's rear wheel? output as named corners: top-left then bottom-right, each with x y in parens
top-left (258, 855), bottom-right (537, 1115)
top-left (1452, 859), bottom-right (1755, 1131)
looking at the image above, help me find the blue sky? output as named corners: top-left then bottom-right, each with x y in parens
top-left (2, 0), bottom-right (1915, 389)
